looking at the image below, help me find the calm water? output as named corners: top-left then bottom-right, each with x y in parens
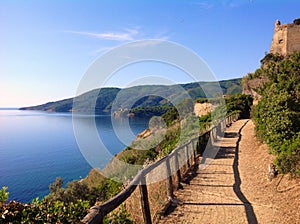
top-left (0, 109), bottom-right (148, 202)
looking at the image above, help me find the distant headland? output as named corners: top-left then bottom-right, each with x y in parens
top-left (19, 79), bottom-right (242, 117)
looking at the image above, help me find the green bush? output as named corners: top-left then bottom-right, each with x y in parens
top-left (104, 204), bottom-right (133, 224)
top-left (225, 94), bottom-right (253, 118)
top-left (0, 198), bottom-right (90, 223)
top-left (0, 186), bottom-right (9, 205)
top-left (97, 179), bottom-right (122, 202)
top-left (195, 98), bottom-right (208, 104)
top-left (275, 133), bottom-right (300, 175)
top-left (0, 177), bottom-right (129, 223)
top-left (252, 52), bottom-right (300, 176)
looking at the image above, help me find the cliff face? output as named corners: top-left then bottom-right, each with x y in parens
top-left (242, 77), bottom-right (266, 105)
top-left (270, 19), bottom-right (300, 56)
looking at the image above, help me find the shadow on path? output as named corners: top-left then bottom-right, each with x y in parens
top-left (215, 146), bottom-right (236, 159)
top-left (232, 120), bottom-right (258, 224)
top-left (162, 120), bottom-right (258, 223)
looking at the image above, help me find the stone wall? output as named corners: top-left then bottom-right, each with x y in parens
top-left (270, 19), bottom-right (300, 56)
top-left (287, 24), bottom-right (300, 55)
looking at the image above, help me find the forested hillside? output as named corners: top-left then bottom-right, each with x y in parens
top-left (20, 79), bottom-right (242, 116)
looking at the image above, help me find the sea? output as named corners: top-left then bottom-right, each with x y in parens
top-left (0, 109), bottom-right (148, 203)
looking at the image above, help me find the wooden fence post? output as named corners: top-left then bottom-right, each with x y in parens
top-left (210, 129), bottom-right (214, 145)
top-left (192, 139), bottom-right (197, 165)
top-left (196, 137), bottom-right (201, 155)
top-left (174, 150), bottom-right (182, 189)
top-left (185, 145), bottom-right (190, 168)
top-left (221, 119), bottom-right (223, 131)
top-left (214, 127), bottom-right (217, 141)
top-left (139, 175), bottom-right (152, 224)
top-left (165, 157), bottom-right (174, 199)
top-left (198, 134), bottom-right (206, 156)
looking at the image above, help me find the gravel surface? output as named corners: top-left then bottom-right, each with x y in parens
top-left (158, 119), bottom-right (300, 224)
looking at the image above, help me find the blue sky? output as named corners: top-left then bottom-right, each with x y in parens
top-left (1, 0), bottom-right (299, 107)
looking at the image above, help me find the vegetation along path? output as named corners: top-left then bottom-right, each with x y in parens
top-left (158, 119), bottom-right (300, 224)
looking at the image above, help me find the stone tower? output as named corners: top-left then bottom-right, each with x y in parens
top-left (270, 19), bottom-right (300, 56)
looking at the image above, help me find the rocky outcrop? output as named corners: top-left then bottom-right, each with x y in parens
top-left (242, 77), bottom-right (268, 105)
top-left (194, 102), bottom-right (213, 117)
top-left (136, 128), bottom-right (151, 138)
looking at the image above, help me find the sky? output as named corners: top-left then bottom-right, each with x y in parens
top-left (0, 0), bottom-right (299, 107)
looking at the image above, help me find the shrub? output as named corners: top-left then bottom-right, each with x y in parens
top-left (225, 94), bottom-right (253, 118)
top-left (253, 52), bottom-right (300, 176)
top-left (0, 186), bottom-right (9, 205)
top-left (104, 203), bottom-right (133, 224)
top-left (0, 198), bottom-right (90, 223)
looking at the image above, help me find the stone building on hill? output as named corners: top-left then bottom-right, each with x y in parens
top-left (243, 19), bottom-right (300, 104)
top-left (270, 18), bottom-right (300, 56)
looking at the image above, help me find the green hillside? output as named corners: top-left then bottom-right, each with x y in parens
top-left (20, 78), bottom-right (242, 116)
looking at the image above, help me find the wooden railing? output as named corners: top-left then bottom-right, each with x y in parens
top-left (81, 112), bottom-right (239, 224)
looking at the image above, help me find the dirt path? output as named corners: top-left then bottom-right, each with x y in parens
top-left (158, 119), bottom-right (300, 224)
top-left (238, 120), bottom-right (300, 224)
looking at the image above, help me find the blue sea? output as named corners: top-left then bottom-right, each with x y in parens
top-left (0, 109), bottom-right (148, 202)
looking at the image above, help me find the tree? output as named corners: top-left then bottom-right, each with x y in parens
top-left (49, 177), bottom-right (63, 193)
